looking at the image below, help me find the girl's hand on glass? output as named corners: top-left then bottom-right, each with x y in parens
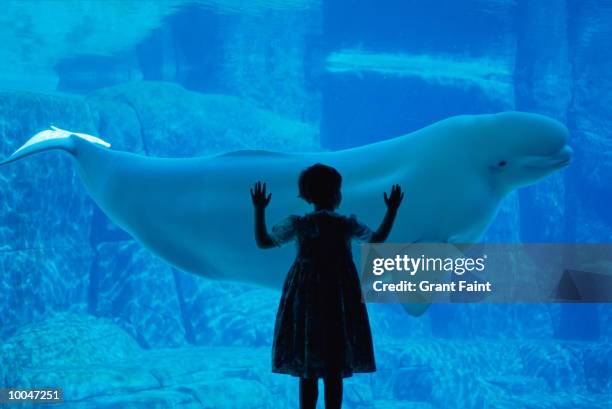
top-left (384, 184), bottom-right (404, 212)
top-left (250, 181), bottom-right (272, 209)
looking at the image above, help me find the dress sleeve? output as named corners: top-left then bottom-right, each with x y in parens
top-left (269, 215), bottom-right (299, 247)
top-left (347, 214), bottom-right (373, 242)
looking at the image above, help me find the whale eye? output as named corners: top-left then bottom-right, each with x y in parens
top-left (498, 160), bottom-right (507, 167)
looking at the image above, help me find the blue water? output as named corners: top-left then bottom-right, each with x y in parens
top-left (0, 1), bottom-right (610, 408)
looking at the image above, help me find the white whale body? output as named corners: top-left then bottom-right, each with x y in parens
top-left (0, 112), bottom-right (571, 314)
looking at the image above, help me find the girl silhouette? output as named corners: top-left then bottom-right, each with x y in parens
top-left (250, 163), bottom-right (403, 409)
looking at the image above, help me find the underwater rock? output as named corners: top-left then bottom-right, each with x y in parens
top-left (54, 385), bottom-right (197, 409)
top-left (88, 81), bottom-right (320, 157)
top-left (391, 340), bottom-right (523, 408)
top-left (3, 324), bottom-right (608, 409)
top-left (582, 342), bottom-right (612, 393)
top-left (0, 90), bottom-right (97, 251)
top-left (220, 9), bottom-right (321, 123)
top-left (0, 1), bottom-right (180, 92)
top-left (368, 304), bottom-right (432, 340)
top-left (92, 241), bottom-right (187, 348)
top-left (0, 89), bottom-right (151, 343)
top-left (174, 271), bottom-right (278, 347)
top-left (518, 341), bottom-right (585, 389)
top-left (56, 54), bottom-right (144, 93)
top-left (425, 304), bottom-right (557, 339)
top-left (343, 377), bottom-right (374, 407)
top-left (63, 346), bottom-right (290, 408)
top-left (0, 312), bottom-right (142, 386)
top-left (0, 89), bottom-right (146, 343)
top-left (383, 339), bottom-right (609, 409)
top-left (600, 304), bottom-right (612, 341)
top-left (0, 247), bottom-right (91, 340)
top-left (0, 312), bottom-right (292, 408)
top-left (1, 315), bottom-right (280, 407)
top-left (140, 347), bottom-right (278, 408)
top-left (91, 242), bottom-right (282, 349)
top-left (484, 374), bottom-right (549, 396)
top-left (392, 365), bottom-right (434, 401)
top-left (89, 98), bottom-right (145, 153)
top-left (438, 303), bottom-right (559, 339)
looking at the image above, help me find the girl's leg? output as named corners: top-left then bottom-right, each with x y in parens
top-left (299, 377), bottom-right (318, 409)
top-left (323, 376), bottom-right (343, 409)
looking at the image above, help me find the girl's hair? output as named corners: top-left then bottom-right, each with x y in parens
top-left (298, 163), bottom-right (342, 208)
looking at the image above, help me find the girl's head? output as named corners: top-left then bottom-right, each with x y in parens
top-left (298, 163), bottom-right (342, 210)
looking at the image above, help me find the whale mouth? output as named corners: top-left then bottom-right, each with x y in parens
top-left (525, 145), bottom-right (572, 170)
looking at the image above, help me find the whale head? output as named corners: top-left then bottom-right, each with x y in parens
top-left (461, 112), bottom-right (572, 194)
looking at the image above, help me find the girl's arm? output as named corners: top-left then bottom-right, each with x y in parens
top-left (250, 181), bottom-right (276, 249)
top-left (370, 184), bottom-right (404, 243)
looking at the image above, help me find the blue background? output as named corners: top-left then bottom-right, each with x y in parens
top-left (0, 1), bottom-right (610, 408)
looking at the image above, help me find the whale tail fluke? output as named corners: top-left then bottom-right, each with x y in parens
top-left (0, 126), bottom-right (111, 166)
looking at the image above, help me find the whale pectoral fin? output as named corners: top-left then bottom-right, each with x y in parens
top-left (0, 126), bottom-right (111, 166)
top-left (396, 239), bottom-right (466, 317)
top-left (378, 239), bottom-right (431, 317)
top-left (400, 302), bottom-right (433, 317)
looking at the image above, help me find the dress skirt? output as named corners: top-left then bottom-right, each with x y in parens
top-left (271, 255), bottom-right (376, 379)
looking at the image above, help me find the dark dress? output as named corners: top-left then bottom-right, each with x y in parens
top-left (269, 209), bottom-right (376, 379)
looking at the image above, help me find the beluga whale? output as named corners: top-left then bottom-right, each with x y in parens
top-left (1, 112), bottom-right (571, 315)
